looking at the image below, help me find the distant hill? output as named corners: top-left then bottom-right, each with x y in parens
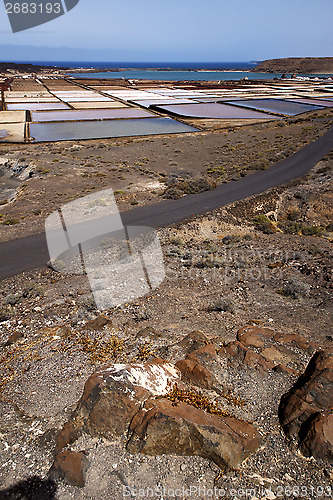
top-left (0, 62), bottom-right (68, 72)
top-left (252, 57), bottom-right (333, 74)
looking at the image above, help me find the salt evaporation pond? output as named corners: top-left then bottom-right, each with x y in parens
top-left (31, 108), bottom-right (154, 122)
top-left (29, 117), bottom-right (198, 142)
top-left (155, 102), bottom-right (277, 119)
top-left (225, 99), bottom-right (323, 115)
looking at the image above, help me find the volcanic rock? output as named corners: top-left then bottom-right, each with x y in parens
top-left (73, 361), bottom-right (181, 438)
top-left (49, 451), bottom-right (89, 488)
top-left (279, 349), bottom-right (333, 461)
top-left (127, 398), bottom-right (261, 470)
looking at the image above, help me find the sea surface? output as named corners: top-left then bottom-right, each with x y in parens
top-left (69, 70), bottom-right (284, 81)
top-left (29, 61), bottom-right (257, 70)
top-left (17, 61), bottom-right (333, 81)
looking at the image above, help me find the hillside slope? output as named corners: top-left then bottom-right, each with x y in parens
top-left (252, 57), bottom-right (333, 74)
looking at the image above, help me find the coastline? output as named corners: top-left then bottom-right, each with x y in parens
top-left (1, 61), bottom-right (333, 78)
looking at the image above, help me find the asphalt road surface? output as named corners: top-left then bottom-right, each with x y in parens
top-left (0, 124), bottom-right (332, 281)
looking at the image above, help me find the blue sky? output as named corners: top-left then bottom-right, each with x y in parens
top-left (0, 0), bottom-right (332, 62)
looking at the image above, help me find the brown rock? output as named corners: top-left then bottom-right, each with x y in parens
top-left (70, 361), bottom-right (181, 439)
top-left (50, 450), bottom-right (89, 487)
top-left (5, 330), bottom-right (24, 346)
top-left (219, 341), bottom-right (274, 373)
top-left (273, 333), bottom-right (317, 355)
top-left (178, 331), bottom-right (210, 354)
top-left (300, 412), bottom-right (333, 462)
top-left (261, 346), bottom-right (293, 365)
top-left (175, 358), bottom-right (215, 389)
top-left (127, 398), bottom-right (261, 470)
top-left (83, 314), bottom-right (112, 331)
top-left (187, 343), bottom-right (219, 365)
top-left (237, 325), bottom-right (275, 348)
top-left (279, 349), bottom-right (333, 460)
top-left (55, 421), bottom-right (82, 455)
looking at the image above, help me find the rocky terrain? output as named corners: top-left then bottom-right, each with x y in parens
top-left (252, 57), bottom-right (333, 74)
top-left (0, 148), bottom-right (332, 498)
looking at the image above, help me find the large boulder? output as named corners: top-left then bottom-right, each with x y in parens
top-left (127, 398), bottom-right (261, 470)
top-left (70, 360), bottom-right (181, 439)
top-left (279, 349), bottom-right (333, 461)
top-left (51, 361), bottom-right (183, 487)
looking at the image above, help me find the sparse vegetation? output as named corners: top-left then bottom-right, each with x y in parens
top-left (3, 218), bottom-right (19, 226)
top-left (279, 221), bottom-right (323, 236)
top-left (163, 177), bottom-right (215, 199)
top-left (253, 214), bottom-right (276, 234)
top-left (278, 278), bottom-right (311, 299)
top-left (210, 297), bottom-right (236, 313)
top-left (158, 382), bottom-right (231, 417)
top-left (78, 332), bottom-right (125, 364)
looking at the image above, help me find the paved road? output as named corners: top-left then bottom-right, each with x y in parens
top-left (0, 124), bottom-right (332, 281)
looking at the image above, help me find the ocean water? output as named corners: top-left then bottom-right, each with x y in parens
top-left (26, 61), bottom-right (258, 70)
top-left (68, 70), bottom-right (282, 81)
top-left (15, 61), bottom-right (333, 81)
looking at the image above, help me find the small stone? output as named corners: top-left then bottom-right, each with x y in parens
top-left (273, 364), bottom-right (297, 376)
top-left (323, 468), bottom-right (333, 480)
top-left (135, 327), bottom-right (161, 339)
top-left (83, 314), bottom-right (113, 330)
top-left (49, 450), bottom-right (89, 487)
top-left (5, 330), bottom-right (24, 346)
